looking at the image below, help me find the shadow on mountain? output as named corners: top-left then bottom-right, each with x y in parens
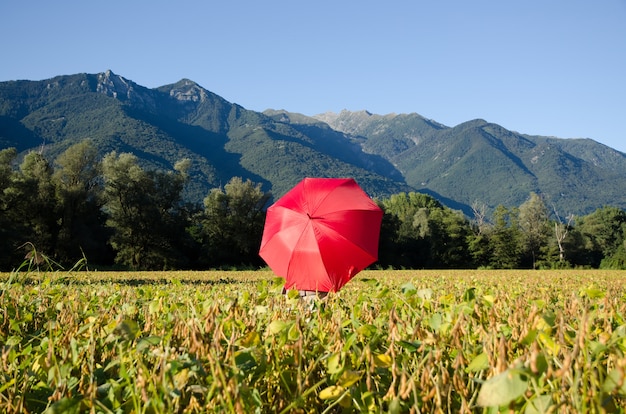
top-left (0, 116), bottom-right (43, 151)
top-left (124, 107), bottom-right (271, 195)
top-left (418, 188), bottom-right (472, 216)
top-left (288, 123), bottom-right (406, 183)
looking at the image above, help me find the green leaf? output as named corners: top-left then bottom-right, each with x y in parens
top-left (272, 277), bottom-right (286, 287)
top-left (267, 320), bottom-right (290, 335)
top-left (398, 340), bottom-right (421, 353)
top-left (439, 293), bottom-right (455, 305)
top-left (428, 313), bottom-right (442, 332)
top-left (588, 340), bottom-right (607, 357)
top-left (538, 332), bottom-right (560, 356)
top-left (466, 352), bottom-right (489, 372)
top-left (532, 352), bottom-right (549, 376)
top-left (580, 286), bottom-right (605, 299)
top-left (286, 289), bottom-right (300, 299)
top-left (0, 378), bottom-right (15, 393)
top-left (524, 395), bottom-right (552, 414)
top-left (388, 398), bottom-right (402, 414)
top-left (376, 287), bottom-right (390, 297)
top-left (136, 335), bottom-right (161, 352)
top-left (463, 287), bottom-right (476, 301)
top-left (603, 369), bottom-right (626, 394)
top-left (287, 323), bottom-right (300, 341)
top-left (356, 324), bottom-right (377, 338)
top-left (235, 351), bottom-right (257, 373)
top-left (521, 329), bottom-right (538, 346)
top-left (541, 311), bottom-right (556, 328)
top-left (5, 336), bottom-right (21, 346)
top-left (327, 353), bottom-right (343, 375)
top-left (482, 294), bottom-right (495, 305)
top-left (477, 368), bottom-right (528, 407)
top-left (400, 282), bottom-right (416, 295)
top-left (114, 318), bottom-right (139, 340)
top-left (44, 396), bottom-right (83, 414)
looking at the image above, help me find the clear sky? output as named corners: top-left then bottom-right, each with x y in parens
top-left (2, 1), bottom-right (625, 152)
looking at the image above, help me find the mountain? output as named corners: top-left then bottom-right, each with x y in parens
top-left (312, 109), bottom-right (626, 215)
top-left (1, 71), bottom-right (625, 216)
top-left (0, 71), bottom-right (407, 202)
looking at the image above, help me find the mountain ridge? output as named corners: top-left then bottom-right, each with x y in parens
top-left (1, 71), bottom-right (625, 216)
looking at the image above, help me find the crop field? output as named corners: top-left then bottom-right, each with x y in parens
top-left (2, 269), bottom-right (626, 413)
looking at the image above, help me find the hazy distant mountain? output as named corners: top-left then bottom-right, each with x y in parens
top-left (1, 71), bottom-right (625, 216)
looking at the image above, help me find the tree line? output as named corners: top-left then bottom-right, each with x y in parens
top-left (1, 141), bottom-right (625, 271)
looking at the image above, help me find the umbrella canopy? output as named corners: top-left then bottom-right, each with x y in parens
top-left (259, 177), bottom-right (383, 292)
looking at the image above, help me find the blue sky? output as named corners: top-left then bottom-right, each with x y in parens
top-left (2, 1), bottom-right (625, 152)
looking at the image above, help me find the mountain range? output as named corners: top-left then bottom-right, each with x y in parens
top-left (1, 70), bottom-right (625, 217)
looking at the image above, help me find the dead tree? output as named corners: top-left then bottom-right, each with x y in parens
top-left (552, 204), bottom-right (574, 263)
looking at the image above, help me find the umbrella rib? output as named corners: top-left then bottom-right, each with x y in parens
top-left (286, 220), bottom-right (319, 279)
top-left (316, 222), bottom-right (377, 261)
top-left (307, 181), bottom-right (349, 217)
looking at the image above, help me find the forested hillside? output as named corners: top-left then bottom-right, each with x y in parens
top-left (312, 110), bottom-right (626, 215)
top-left (1, 71), bottom-right (626, 216)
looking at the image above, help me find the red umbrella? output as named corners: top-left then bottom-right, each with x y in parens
top-left (259, 177), bottom-right (383, 292)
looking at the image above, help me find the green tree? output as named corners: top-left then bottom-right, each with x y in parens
top-left (518, 192), bottom-right (550, 269)
top-left (560, 224), bottom-right (591, 267)
top-left (468, 232), bottom-right (492, 268)
top-left (53, 140), bottom-right (110, 266)
top-left (576, 206), bottom-right (626, 268)
top-left (0, 148), bottom-right (21, 268)
top-left (488, 205), bottom-right (522, 269)
top-left (428, 207), bottom-right (473, 268)
top-left (379, 192), bottom-right (472, 268)
top-left (6, 151), bottom-right (58, 259)
top-left (102, 152), bottom-right (190, 270)
top-left (197, 177), bottom-right (271, 267)
top-left (379, 192), bottom-right (441, 267)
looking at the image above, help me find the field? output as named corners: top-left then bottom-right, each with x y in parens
top-left (2, 269), bottom-right (626, 413)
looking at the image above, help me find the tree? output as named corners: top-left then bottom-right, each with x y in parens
top-left (53, 140), bottom-right (109, 265)
top-left (518, 192), bottom-right (550, 269)
top-left (428, 207), bottom-right (472, 268)
top-left (551, 204), bottom-right (574, 266)
top-left (576, 206), bottom-right (626, 268)
top-left (470, 200), bottom-right (489, 235)
top-left (380, 192), bottom-right (442, 267)
top-left (0, 148), bottom-right (21, 268)
top-left (102, 152), bottom-right (190, 270)
top-left (198, 177), bottom-right (271, 267)
top-left (7, 151), bottom-right (58, 259)
top-left (488, 205), bottom-right (522, 269)
top-left (379, 192), bottom-right (473, 268)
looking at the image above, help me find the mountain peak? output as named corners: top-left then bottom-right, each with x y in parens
top-left (96, 70), bottom-right (135, 100)
top-left (167, 79), bottom-right (208, 103)
top-left (313, 110), bottom-right (388, 135)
